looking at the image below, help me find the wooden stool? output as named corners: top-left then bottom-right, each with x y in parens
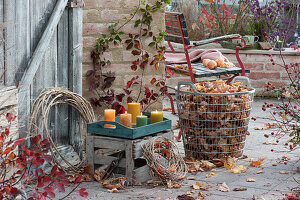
top-left (86, 131), bottom-right (172, 184)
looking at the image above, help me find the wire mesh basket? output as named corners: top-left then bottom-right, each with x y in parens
top-left (176, 77), bottom-right (255, 160)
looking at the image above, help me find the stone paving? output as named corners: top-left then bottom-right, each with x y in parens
top-left (64, 98), bottom-right (299, 200)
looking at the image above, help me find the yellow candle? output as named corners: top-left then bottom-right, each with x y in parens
top-left (104, 109), bottom-right (115, 128)
top-left (128, 103), bottom-right (140, 124)
top-left (151, 110), bottom-right (163, 124)
top-left (120, 112), bottom-right (132, 128)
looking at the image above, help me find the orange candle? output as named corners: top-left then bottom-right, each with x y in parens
top-left (104, 109), bottom-right (115, 128)
top-left (128, 103), bottom-right (140, 124)
top-left (120, 112), bottom-right (132, 128)
top-left (151, 110), bottom-right (163, 124)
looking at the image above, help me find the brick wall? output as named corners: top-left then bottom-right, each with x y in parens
top-left (82, 0), bottom-right (165, 118)
top-left (165, 43), bottom-right (299, 95)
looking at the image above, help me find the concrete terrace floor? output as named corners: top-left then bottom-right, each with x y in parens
top-left (63, 98), bottom-right (299, 200)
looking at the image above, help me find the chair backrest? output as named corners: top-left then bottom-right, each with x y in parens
top-left (165, 12), bottom-right (190, 45)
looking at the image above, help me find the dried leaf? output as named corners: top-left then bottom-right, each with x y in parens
top-left (177, 194), bottom-right (195, 200)
top-left (224, 156), bottom-right (238, 169)
top-left (246, 178), bottom-right (256, 182)
top-left (279, 170), bottom-right (289, 174)
top-left (108, 188), bottom-right (119, 193)
top-left (233, 187), bottom-right (247, 191)
top-left (255, 170), bottom-right (264, 174)
top-left (297, 167), bottom-right (300, 173)
top-left (187, 177), bottom-right (195, 180)
top-left (250, 158), bottom-right (266, 168)
top-left (231, 165), bottom-right (247, 174)
top-left (186, 191), bottom-right (193, 195)
top-left (218, 182), bottom-right (230, 192)
top-left (205, 172), bottom-right (215, 178)
top-left (196, 191), bottom-right (205, 200)
top-left (191, 182), bottom-right (207, 191)
top-left (167, 180), bottom-right (182, 189)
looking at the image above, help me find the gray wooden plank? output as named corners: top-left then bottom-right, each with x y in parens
top-left (3, 0), bottom-right (16, 86)
top-left (86, 136), bottom-right (94, 172)
top-left (133, 165), bottom-right (150, 184)
top-left (0, 1), bottom-right (4, 86)
top-left (55, 8), bottom-right (69, 146)
top-left (15, 0), bottom-right (31, 137)
top-left (68, 6), bottom-right (83, 155)
top-left (94, 137), bottom-right (126, 150)
top-left (125, 140), bottom-right (134, 179)
top-left (94, 155), bottom-right (126, 168)
top-left (18, 0), bottom-right (68, 105)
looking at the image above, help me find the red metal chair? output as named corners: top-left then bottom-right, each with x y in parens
top-left (164, 12), bottom-right (250, 140)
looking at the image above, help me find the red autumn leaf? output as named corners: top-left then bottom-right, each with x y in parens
top-left (48, 191), bottom-right (56, 198)
top-left (200, 16), bottom-right (205, 21)
top-left (51, 165), bottom-right (58, 175)
top-left (37, 181), bottom-right (44, 188)
top-left (3, 148), bottom-right (11, 155)
top-left (9, 187), bottom-right (18, 195)
top-left (44, 155), bottom-right (52, 162)
top-left (32, 135), bottom-right (41, 145)
top-left (231, 14), bottom-right (235, 19)
top-left (43, 175), bottom-right (51, 183)
top-left (131, 64), bottom-right (137, 71)
top-left (5, 128), bottom-right (9, 136)
top-left (56, 182), bottom-right (65, 193)
top-left (220, 5), bottom-right (225, 10)
top-left (166, 68), bottom-right (175, 76)
top-left (154, 63), bottom-right (159, 70)
top-left (42, 192), bottom-right (48, 197)
top-left (156, 82), bottom-right (161, 87)
top-left (78, 188), bottom-right (88, 198)
top-left (127, 96), bottom-right (134, 103)
top-left (160, 81), bottom-right (165, 86)
top-left (74, 176), bottom-right (82, 184)
top-left (202, 8), bottom-right (208, 15)
top-left (14, 137), bottom-right (24, 146)
top-left (8, 152), bottom-right (16, 160)
top-left (150, 60), bottom-right (156, 65)
top-left (44, 186), bottom-right (54, 193)
top-left (150, 78), bottom-right (156, 84)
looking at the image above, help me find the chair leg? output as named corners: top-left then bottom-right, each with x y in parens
top-left (164, 90), bottom-right (176, 114)
top-left (174, 130), bottom-right (182, 141)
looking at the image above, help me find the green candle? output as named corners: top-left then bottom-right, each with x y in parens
top-left (136, 113), bottom-right (148, 127)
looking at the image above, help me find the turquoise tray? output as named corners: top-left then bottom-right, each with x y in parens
top-left (87, 112), bottom-right (172, 139)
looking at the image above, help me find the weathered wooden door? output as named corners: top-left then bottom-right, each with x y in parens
top-left (0, 0), bottom-right (83, 146)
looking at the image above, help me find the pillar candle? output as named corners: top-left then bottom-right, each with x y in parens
top-left (136, 112), bottom-right (147, 127)
top-left (120, 112), bottom-right (132, 128)
top-left (151, 110), bottom-right (163, 124)
top-left (128, 103), bottom-right (140, 124)
top-left (104, 109), bottom-right (115, 128)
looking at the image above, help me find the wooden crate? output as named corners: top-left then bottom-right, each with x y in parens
top-left (86, 131), bottom-right (172, 184)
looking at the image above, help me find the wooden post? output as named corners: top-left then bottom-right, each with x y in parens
top-left (18, 0), bottom-right (68, 104)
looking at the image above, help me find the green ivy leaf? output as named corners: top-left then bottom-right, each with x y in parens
top-left (134, 19), bottom-right (141, 27)
top-left (146, 4), bottom-right (151, 11)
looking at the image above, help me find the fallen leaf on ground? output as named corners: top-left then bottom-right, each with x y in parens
top-left (186, 191), bottom-right (193, 195)
top-left (224, 156), bottom-right (238, 169)
top-left (211, 169), bottom-right (216, 172)
top-left (177, 194), bottom-right (195, 200)
top-left (205, 172), bottom-right (215, 178)
top-left (218, 182), bottom-right (230, 192)
top-left (240, 155), bottom-right (248, 159)
top-left (154, 198), bottom-right (163, 200)
top-left (167, 180), bottom-right (182, 188)
top-left (191, 182), bottom-right (208, 191)
top-left (108, 188), bottom-right (119, 193)
top-left (246, 178), bottom-right (256, 182)
top-left (69, 165), bottom-right (94, 183)
top-left (196, 191), bottom-right (205, 200)
top-left (231, 165), bottom-right (247, 173)
top-left (212, 158), bottom-right (224, 167)
top-left (163, 107), bottom-right (172, 111)
top-left (185, 158), bottom-right (215, 173)
top-left (187, 177), bottom-right (195, 180)
top-left (279, 170), bottom-right (289, 174)
top-left (233, 187), bottom-right (247, 191)
top-left (297, 167), bottom-right (300, 173)
top-left (250, 157), bottom-right (266, 168)
top-left (255, 170), bottom-right (264, 174)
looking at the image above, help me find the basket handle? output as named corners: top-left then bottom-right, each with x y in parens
top-left (177, 81), bottom-right (199, 93)
top-left (232, 76), bottom-right (252, 87)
